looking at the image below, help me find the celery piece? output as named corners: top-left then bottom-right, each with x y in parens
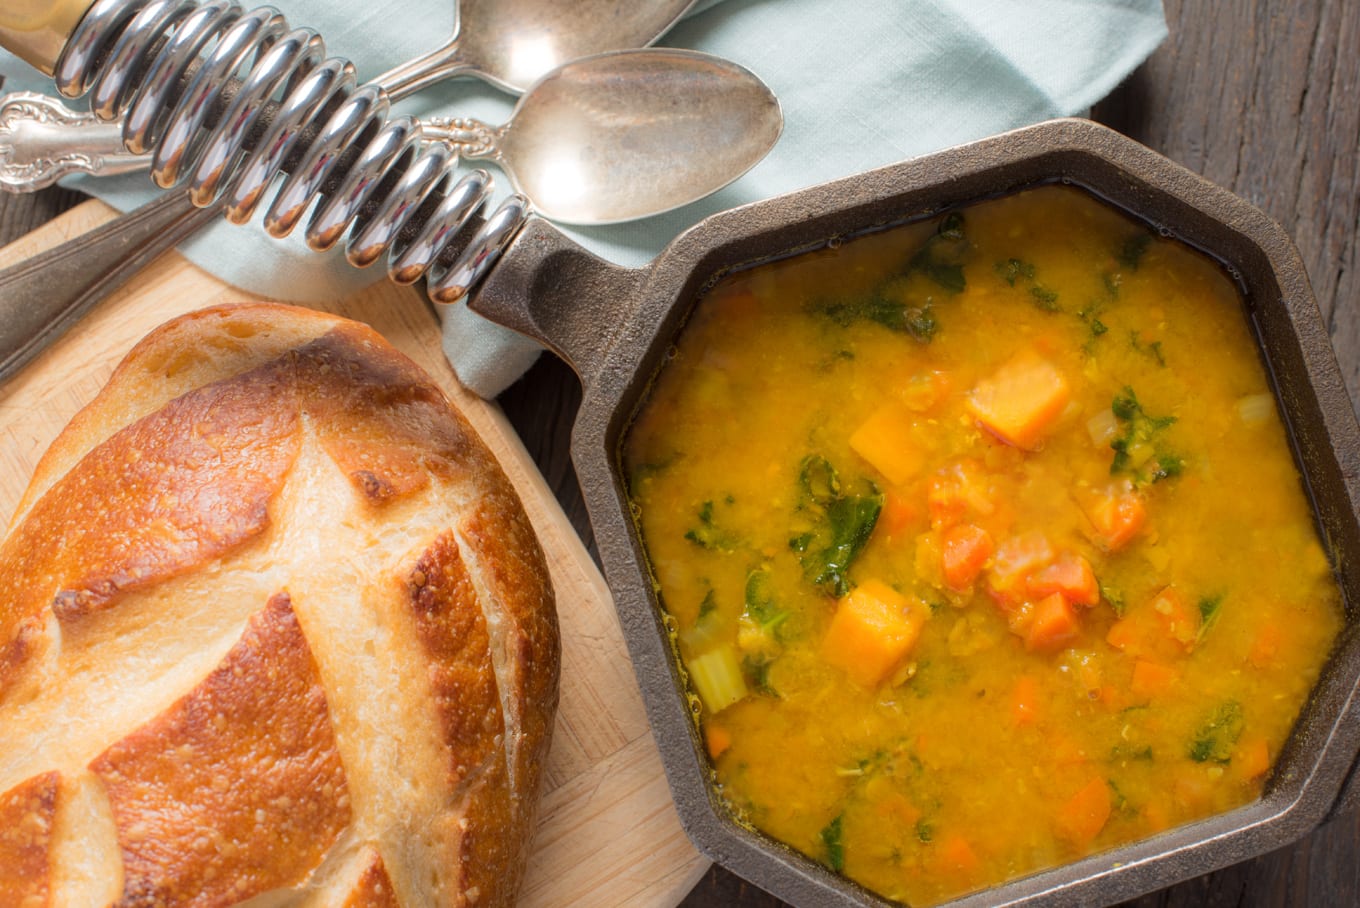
top-left (688, 645), bottom-right (749, 714)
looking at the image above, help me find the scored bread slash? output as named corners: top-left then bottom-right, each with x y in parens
top-left (0, 303), bottom-right (561, 907)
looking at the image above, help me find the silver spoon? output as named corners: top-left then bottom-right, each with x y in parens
top-left (379, 0), bottom-right (700, 96)
top-left (1, 0), bottom-right (700, 191)
top-left (0, 49), bottom-right (782, 382)
top-left (428, 50), bottom-right (781, 225)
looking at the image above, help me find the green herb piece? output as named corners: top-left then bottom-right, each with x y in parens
top-left (684, 501), bottom-right (717, 548)
top-left (742, 654), bottom-right (778, 697)
top-left (800, 455), bottom-right (841, 503)
top-left (1110, 743), bottom-right (1154, 762)
top-left (938, 212), bottom-right (965, 240)
top-left (1189, 701), bottom-right (1245, 763)
top-left (1117, 232), bottom-right (1153, 269)
top-left (821, 814), bottom-right (846, 872)
top-left (1197, 594), bottom-right (1224, 643)
top-left (994, 257), bottom-right (1060, 311)
top-left (815, 496), bottom-right (883, 596)
top-left (1090, 318), bottom-right (1109, 336)
top-left (904, 212), bottom-right (969, 294)
top-left (741, 568), bottom-right (791, 643)
top-left (697, 589), bottom-right (718, 620)
top-left (738, 568), bottom-right (789, 692)
top-left (1107, 778), bottom-right (1131, 813)
top-left (811, 292), bottom-right (938, 342)
top-left (1030, 285), bottom-right (1061, 311)
top-left (1109, 387), bottom-right (1183, 486)
top-left (915, 819), bottom-right (934, 844)
top-left (922, 262), bottom-right (966, 294)
top-left (861, 293), bottom-right (938, 341)
top-left (791, 456), bottom-right (883, 597)
top-left (1101, 583), bottom-right (1127, 617)
top-left (1130, 331), bottom-right (1167, 366)
top-left (995, 257), bottom-right (1036, 286)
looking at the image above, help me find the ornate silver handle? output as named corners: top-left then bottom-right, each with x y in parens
top-left (0, 89), bottom-right (505, 193)
top-left (0, 91), bottom-right (153, 191)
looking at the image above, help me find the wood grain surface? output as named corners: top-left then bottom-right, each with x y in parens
top-left (1, 0), bottom-right (1357, 905)
top-left (0, 203), bottom-right (708, 908)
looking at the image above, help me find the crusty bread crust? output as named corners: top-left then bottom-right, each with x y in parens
top-left (0, 303), bottom-right (560, 906)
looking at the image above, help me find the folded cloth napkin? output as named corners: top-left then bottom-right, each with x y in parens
top-left (0, 0), bottom-right (1166, 397)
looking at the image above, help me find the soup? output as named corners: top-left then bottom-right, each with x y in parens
top-left (623, 185), bottom-right (1343, 905)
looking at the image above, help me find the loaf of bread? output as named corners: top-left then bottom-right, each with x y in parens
top-left (0, 303), bottom-right (559, 906)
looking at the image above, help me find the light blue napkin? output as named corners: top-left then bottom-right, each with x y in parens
top-left (0, 0), bottom-right (1166, 397)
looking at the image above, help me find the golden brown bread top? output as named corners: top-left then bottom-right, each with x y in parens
top-left (0, 304), bottom-right (559, 907)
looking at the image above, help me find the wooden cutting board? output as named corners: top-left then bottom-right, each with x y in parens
top-left (0, 200), bottom-right (708, 906)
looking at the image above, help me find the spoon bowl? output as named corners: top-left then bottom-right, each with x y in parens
top-left (378, 0), bottom-right (700, 97)
top-left (428, 49), bottom-right (783, 225)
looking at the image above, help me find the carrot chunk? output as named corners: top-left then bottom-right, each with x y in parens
top-left (1107, 587), bottom-right (1198, 659)
top-left (966, 350), bottom-right (1070, 450)
top-left (1233, 736), bottom-right (1272, 780)
top-left (941, 523), bottom-right (994, 591)
top-left (1082, 480), bottom-right (1147, 552)
top-left (705, 722), bottom-right (733, 760)
top-left (1105, 617), bottom-right (1143, 653)
top-left (1129, 659), bottom-right (1179, 699)
top-left (849, 404), bottom-right (923, 486)
top-left (878, 489), bottom-right (922, 540)
top-left (1248, 622), bottom-right (1284, 668)
top-left (1011, 674), bottom-right (1041, 726)
top-left (1149, 586), bottom-right (1200, 648)
top-left (935, 833), bottom-right (981, 879)
top-left (1055, 776), bottom-right (1112, 848)
top-left (1024, 593), bottom-right (1081, 652)
top-left (821, 579), bottom-right (927, 687)
top-left (927, 459), bottom-right (994, 529)
top-left (987, 531), bottom-right (1055, 605)
top-left (1027, 552), bottom-right (1100, 606)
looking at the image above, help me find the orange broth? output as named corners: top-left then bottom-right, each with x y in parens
top-left (622, 184), bottom-right (1344, 905)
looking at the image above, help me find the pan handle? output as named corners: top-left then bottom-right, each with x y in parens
top-left (465, 217), bottom-right (645, 390)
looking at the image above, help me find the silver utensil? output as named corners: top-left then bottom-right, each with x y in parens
top-left (0, 0), bottom-right (698, 192)
top-left (0, 0), bottom-right (738, 384)
top-left (0, 48), bottom-right (782, 382)
top-left (0, 91), bottom-right (150, 190)
top-left (3, 50), bottom-right (781, 226)
top-left (379, 0), bottom-right (699, 96)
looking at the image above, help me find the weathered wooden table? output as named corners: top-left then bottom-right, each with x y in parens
top-left (1, 0), bottom-right (1356, 905)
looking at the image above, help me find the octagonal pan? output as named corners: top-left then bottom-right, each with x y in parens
top-left (466, 117), bottom-right (1360, 907)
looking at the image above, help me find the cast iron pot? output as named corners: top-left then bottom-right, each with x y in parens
top-left (469, 117), bottom-right (1360, 907)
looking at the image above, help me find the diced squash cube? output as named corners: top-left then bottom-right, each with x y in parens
top-left (822, 579), bottom-right (927, 687)
top-left (1024, 593), bottom-right (1081, 652)
top-left (1129, 659), bottom-right (1179, 699)
top-left (967, 350), bottom-right (1070, 450)
top-left (1054, 777), bottom-right (1112, 848)
top-left (849, 404), bottom-right (923, 486)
